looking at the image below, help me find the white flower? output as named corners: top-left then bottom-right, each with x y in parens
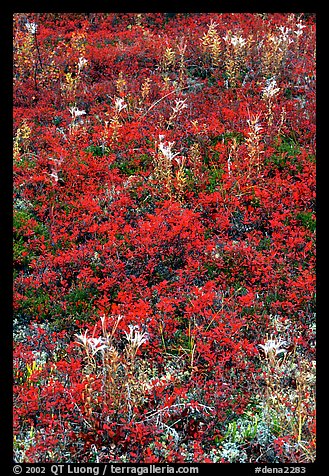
top-left (172, 98), bottom-right (187, 113)
top-left (263, 77), bottom-right (280, 99)
top-left (114, 97), bottom-right (127, 113)
top-left (159, 141), bottom-right (179, 161)
top-left (69, 106), bottom-right (86, 119)
top-left (78, 56), bottom-right (88, 71)
top-left (75, 329), bottom-right (89, 347)
top-left (100, 314), bottom-right (107, 332)
top-left (26, 21), bottom-right (37, 34)
top-left (123, 325), bottom-right (148, 349)
top-left (278, 26), bottom-right (291, 37)
top-left (158, 135), bottom-right (180, 161)
top-left (294, 22), bottom-right (306, 37)
top-left (223, 34), bottom-right (246, 48)
top-left (75, 331), bottom-right (108, 355)
top-left (87, 337), bottom-right (108, 355)
top-left (258, 336), bottom-right (289, 360)
top-left (278, 26), bottom-right (294, 44)
top-left (231, 35), bottom-right (246, 48)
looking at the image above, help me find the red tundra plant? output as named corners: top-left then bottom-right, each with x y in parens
top-left (13, 13), bottom-right (315, 463)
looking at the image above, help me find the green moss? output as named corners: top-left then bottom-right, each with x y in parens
top-left (266, 135), bottom-right (302, 173)
top-left (13, 236), bottom-right (31, 266)
top-left (257, 237), bottom-right (271, 251)
top-left (207, 165), bottom-right (224, 192)
top-left (110, 153), bottom-right (152, 176)
top-left (14, 210), bottom-right (49, 239)
top-left (16, 288), bottom-right (51, 323)
top-left (13, 154), bottom-right (37, 170)
top-left (64, 286), bottom-right (99, 315)
top-left (84, 144), bottom-right (109, 157)
top-left (210, 131), bottom-right (245, 146)
top-left (204, 261), bottom-right (220, 279)
top-left (296, 211), bottom-right (316, 232)
top-left (13, 210), bottom-right (49, 268)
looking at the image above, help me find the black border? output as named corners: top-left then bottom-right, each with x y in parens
top-left (3, 2), bottom-right (323, 474)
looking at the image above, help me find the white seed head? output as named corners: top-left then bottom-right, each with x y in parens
top-left (26, 21), bottom-right (37, 34)
top-left (231, 35), bottom-right (246, 48)
top-left (294, 22), bottom-right (306, 37)
top-left (75, 329), bottom-right (89, 347)
top-left (172, 98), bottom-right (188, 113)
top-left (75, 330), bottom-right (107, 355)
top-left (78, 56), bottom-right (88, 71)
top-left (258, 336), bottom-right (289, 360)
top-left (123, 325), bottom-right (148, 349)
top-left (158, 136), bottom-right (180, 161)
top-left (223, 33), bottom-right (246, 48)
top-left (114, 97), bottom-right (127, 113)
top-left (263, 77), bottom-right (280, 99)
top-left (69, 106), bottom-right (86, 119)
top-left (87, 336), bottom-right (108, 355)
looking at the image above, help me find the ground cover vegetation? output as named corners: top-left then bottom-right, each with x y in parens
top-left (13, 12), bottom-right (316, 463)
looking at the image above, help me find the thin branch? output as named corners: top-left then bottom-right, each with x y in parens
top-left (139, 85), bottom-right (191, 120)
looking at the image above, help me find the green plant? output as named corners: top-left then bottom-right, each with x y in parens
top-left (207, 165), bottom-right (224, 192)
top-left (257, 336), bottom-right (316, 462)
top-left (266, 135), bottom-right (301, 172)
top-left (296, 212), bottom-right (316, 233)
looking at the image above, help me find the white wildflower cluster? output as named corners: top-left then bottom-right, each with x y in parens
top-left (69, 106), bottom-right (86, 120)
top-left (158, 135), bottom-right (180, 164)
top-left (262, 77), bottom-right (280, 99)
top-left (123, 324), bottom-right (148, 349)
top-left (278, 26), bottom-right (292, 40)
top-left (223, 33), bottom-right (246, 48)
top-left (171, 98), bottom-right (187, 115)
top-left (114, 97), bottom-right (127, 113)
top-left (258, 336), bottom-right (289, 361)
top-left (294, 21), bottom-right (306, 37)
top-left (75, 316), bottom-right (148, 358)
top-left (78, 56), bottom-right (88, 72)
top-left (247, 115), bottom-right (263, 134)
top-left (25, 20), bottom-right (37, 35)
top-left (75, 329), bottom-right (108, 356)
top-left (270, 26), bottom-right (294, 48)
